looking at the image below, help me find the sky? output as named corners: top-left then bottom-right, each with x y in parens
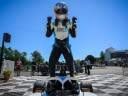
top-left (0, 0), bottom-right (128, 61)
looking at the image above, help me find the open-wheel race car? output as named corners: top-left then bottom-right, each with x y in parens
top-left (31, 65), bottom-right (97, 96)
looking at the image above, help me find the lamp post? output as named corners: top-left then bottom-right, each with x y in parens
top-left (0, 33), bottom-right (11, 73)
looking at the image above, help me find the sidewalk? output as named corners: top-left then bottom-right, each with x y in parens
top-left (91, 66), bottom-right (123, 75)
top-left (12, 66), bottom-right (124, 76)
top-left (0, 66), bottom-right (128, 96)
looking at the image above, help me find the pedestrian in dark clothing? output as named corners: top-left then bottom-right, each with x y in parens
top-left (80, 63), bottom-right (83, 73)
top-left (31, 61), bottom-right (36, 76)
top-left (37, 64), bottom-right (40, 75)
top-left (41, 63), bottom-right (49, 76)
top-left (84, 61), bottom-right (87, 74)
top-left (85, 59), bottom-right (91, 75)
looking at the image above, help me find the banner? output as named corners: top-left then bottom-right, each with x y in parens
top-left (1, 60), bottom-right (15, 77)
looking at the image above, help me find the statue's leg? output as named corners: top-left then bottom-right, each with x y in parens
top-left (49, 47), bottom-right (61, 77)
top-left (62, 47), bottom-right (74, 77)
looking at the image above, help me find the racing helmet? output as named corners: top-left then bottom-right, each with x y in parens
top-left (54, 2), bottom-right (68, 14)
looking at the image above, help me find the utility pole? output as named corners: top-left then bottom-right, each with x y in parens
top-left (0, 33), bottom-right (11, 73)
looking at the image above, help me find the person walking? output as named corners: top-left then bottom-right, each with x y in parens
top-left (31, 60), bottom-right (36, 76)
top-left (85, 59), bottom-right (91, 75)
top-left (84, 60), bottom-right (87, 74)
top-left (16, 58), bottom-right (22, 76)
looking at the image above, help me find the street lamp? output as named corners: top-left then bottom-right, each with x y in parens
top-left (0, 33), bottom-right (11, 73)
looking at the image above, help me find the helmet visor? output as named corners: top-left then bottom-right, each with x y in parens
top-left (55, 8), bottom-right (68, 14)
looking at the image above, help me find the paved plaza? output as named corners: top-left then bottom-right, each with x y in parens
top-left (0, 66), bottom-right (128, 96)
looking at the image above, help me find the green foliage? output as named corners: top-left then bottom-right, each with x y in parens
top-left (1, 47), bottom-right (14, 61)
top-left (3, 68), bottom-right (12, 76)
top-left (85, 55), bottom-right (96, 64)
top-left (100, 51), bottom-right (105, 61)
top-left (31, 50), bottom-right (44, 64)
top-left (0, 47), bottom-right (44, 64)
top-left (75, 59), bottom-right (81, 65)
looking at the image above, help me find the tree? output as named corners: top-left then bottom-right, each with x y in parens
top-left (80, 60), bottom-right (84, 65)
top-left (4, 47), bottom-right (15, 61)
top-left (13, 49), bottom-right (22, 61)
top-left (100, 51), bottom-right (105, 61)
top-left (0, 47), bottom-right (45, 65)
top-left (31, 50), bottom-right (44, 64)
top-left (75, 59), bottom-right (81, 64)
top-left (2, 47), bottom-right (29, 64)
top-left (85, 55), bottom-right (96, 64)
top-left (21, 52), bottom-right (28, 64)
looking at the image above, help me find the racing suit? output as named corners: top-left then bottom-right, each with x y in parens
top-left (46, 18), bottom-right (76, 77)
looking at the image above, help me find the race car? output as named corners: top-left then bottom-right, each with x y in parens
top-left (32, 65), bottom-right (96, 96)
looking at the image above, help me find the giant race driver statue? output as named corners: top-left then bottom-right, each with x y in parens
top-left (46, 2), bottom-right (77, 77)
top-left (32, 2), bottom-right (94, 96)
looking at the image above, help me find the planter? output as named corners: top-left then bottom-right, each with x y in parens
top-left (3, 69), bottom-right (12, 81)
top-left (4, 75), bottom-right (10, 81)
